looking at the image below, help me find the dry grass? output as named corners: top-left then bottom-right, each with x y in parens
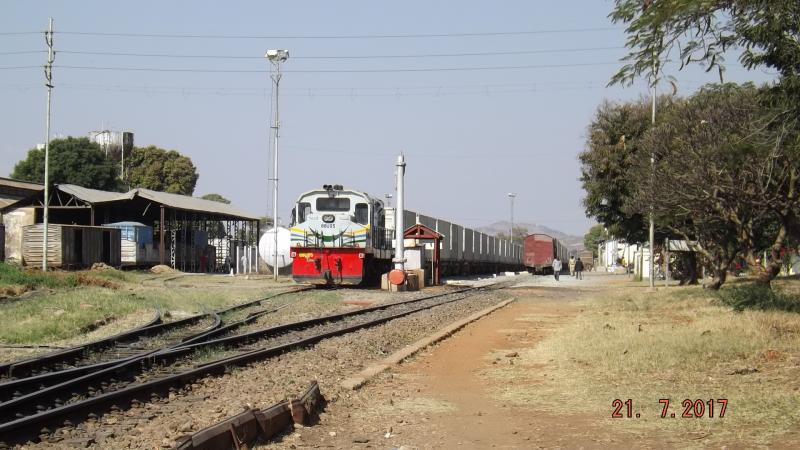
top-left (491, 283), bottom-right (800, 447)
top-left (0, 272), bottom-right (291, 346)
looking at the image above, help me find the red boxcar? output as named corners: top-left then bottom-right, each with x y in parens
top-left (523, 234), bottom-right (569, 274)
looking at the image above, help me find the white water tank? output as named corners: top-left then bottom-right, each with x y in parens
top-left (259, 227), bottom-right (292, 269)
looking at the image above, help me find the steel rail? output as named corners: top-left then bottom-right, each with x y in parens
top-left (0, 287), bottom-right (307, 387)
top-left (0, 296), bottom-right (300, 416)
top-left (0, 309), bottom-right (162, 380)
top-left (0, 286), bottom-right (492, 444)
top-left (0, 312), bottom-right (222, 404)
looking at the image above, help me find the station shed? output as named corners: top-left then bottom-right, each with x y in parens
top-left (22, 224), bottom-right (121, 268)
top-left (1, 184), bottom-right (259, 272)
top-left (0, 178), bottom-right (44, 262)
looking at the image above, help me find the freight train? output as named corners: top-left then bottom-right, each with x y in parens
top-left (288, 184), bottom-right (523, 285)
top-left (522, 233), bottom-right (571, 274)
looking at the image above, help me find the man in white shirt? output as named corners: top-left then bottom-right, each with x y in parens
top-left (553, 258), bottom-right (562, 281)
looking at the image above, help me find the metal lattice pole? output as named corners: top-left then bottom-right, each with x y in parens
top-left (266, 49), bottom-right (289, 281)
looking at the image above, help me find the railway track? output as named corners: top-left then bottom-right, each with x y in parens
top-left (0, 310), bottom-right (164, 382)
top-left (0, 288), bottom-right (309, 404)
top-left (0, 284), bottom-right (500, 446)
top-left (0, 313), bottom-right (221, 404)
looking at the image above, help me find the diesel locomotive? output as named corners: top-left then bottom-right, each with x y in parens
top-left (289, 184), bottom-right (524, 286)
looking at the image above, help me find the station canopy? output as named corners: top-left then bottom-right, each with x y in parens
top-left (2, 183), bottom-right (258, 223)
top-left (57, 184), bottom-right (258, 221)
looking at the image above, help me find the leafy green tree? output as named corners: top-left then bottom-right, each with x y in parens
top-left (583, 224), bottom-right (608, 258)
top-left (127, 146), bottom-right (199, 195)
top-left (579, 96), bottom-right (675, 243)
top-left (627, 83), bottom-right (799, 288)
top-left (603, 1), bottom-right (800, 288)
top-left (11, 137), bottom-right (121, 191)
top-left (609, 1), bottom-right (800, 85)
top-left (200, 193), bottom-right (231, 204)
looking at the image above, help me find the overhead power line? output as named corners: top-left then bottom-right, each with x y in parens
top-left (50, 46), bottom-right (624, 60)
top-left (45, 61), bottom-right (620, 73)
top-left (53, 27), bottom-right (620, 39)
top-left (0, 50), bottom-right (45, 55)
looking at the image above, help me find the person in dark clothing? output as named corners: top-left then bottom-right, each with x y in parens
top-left (575, 257), bottom-right (584, 280)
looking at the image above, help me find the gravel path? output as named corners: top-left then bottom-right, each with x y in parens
top-left (25, 285), bottom-right (512, 449)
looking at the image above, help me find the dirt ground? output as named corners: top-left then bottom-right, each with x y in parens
top-left (272, 273), bottom-right (798, 449)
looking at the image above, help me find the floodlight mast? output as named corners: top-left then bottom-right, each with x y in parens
top-left (507, 192), bottom-right (517, 246)
top-left (265, 49), bottom-right (289, 281)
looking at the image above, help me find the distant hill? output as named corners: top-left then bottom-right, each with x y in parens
top-left (476, 221), bottom-right (584, 250)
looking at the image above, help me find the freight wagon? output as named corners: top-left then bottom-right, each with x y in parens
top-left (523, 233), bottom-right (570, 274)
top-left (578, 249), bottom-right (594, 272)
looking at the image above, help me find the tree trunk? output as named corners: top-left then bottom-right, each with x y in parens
top-left (706, 267), bottom-right (727, 290)
top-left (747, 222), bottom-right (789, 286)
top-left (682, 251), bottom-right (699, 285)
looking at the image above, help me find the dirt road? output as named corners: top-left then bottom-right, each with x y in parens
top-left (271, 273), bottom-right (662, 449)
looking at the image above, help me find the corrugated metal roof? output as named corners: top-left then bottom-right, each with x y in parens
top-left (134, 188), bottom-right (258, 220)
top-left (0, 199), bottom-right (19, 209)
top-left (0, 177), bottom-right (44, 191)
top-left (0, 178), bottom-right (44, 211)
top-left (58, 184), bottom-right (132, 203)
top-left (56, 184), bottom-right (258, 220)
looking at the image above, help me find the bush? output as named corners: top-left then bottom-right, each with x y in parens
top-left (0, 263), bottom-right (78, 289)
top-left (719, 283), bottom-right (800, 313)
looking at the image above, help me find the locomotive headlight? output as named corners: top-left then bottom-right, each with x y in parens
top-left (322, 214), bottom-right (335, 223)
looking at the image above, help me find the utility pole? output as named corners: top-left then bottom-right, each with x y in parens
top-left (266, 49), bottom-right (288, 281)
top-left (648, 60), bottom-right (657, 290)
top-left (42, 18), bottom-right (54, 272)
top-left (507, 193), bottom-right (516, 245)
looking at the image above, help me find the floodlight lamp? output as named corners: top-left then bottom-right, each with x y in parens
top-left (265, 49), bottom-right (289, 62)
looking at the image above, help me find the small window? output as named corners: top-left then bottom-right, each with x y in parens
top-left (316, 197), bottom-right (350, 212)
top-left (297, 202), bottom-right (311, 223)
top-left (354, 203), bottom-right (369, 225)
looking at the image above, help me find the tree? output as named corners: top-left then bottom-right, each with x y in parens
top-left (609, 1), bottom-right (800, 89)
top-left (626, 83), bottom-right (799, 288)
top-left (579, 96), bottom-right (675, 243)
top-left (201, 193), bottom-right (231, 204)
top-left (495, 226), bottom-right (529, 243)
top-left (583, 225), bottom-right (608, 258)
top-left (11, 137), bottom-right (121, 191)
top-left (608, 2), bottom-right (800, 287)
top-left (127, 146), bottom-right (198, 195)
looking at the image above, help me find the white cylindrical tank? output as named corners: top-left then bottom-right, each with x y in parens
top-left (259, 227), bottom-right (292, 268)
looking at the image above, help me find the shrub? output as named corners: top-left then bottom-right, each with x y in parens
top-left (0, 263), bottom-right (78, 289)
top-left (719, 283), bottom-right (800, 313)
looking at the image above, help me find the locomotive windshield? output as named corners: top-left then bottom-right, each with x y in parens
top-left (354, 203), bottom-right (369, 225)
top-left (316, 197), bottom-right (350, 212)
top-left (297, 202), bottom-right (311, 223)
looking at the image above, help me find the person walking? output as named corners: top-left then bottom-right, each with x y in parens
top-left (575, 257), bottom-right (584, 280)
top-left (568, 255), bottom-right (576, 277)
top-left (553, 257), bottom-right (562, 281)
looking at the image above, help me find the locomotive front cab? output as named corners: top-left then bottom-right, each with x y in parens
top-left (289, 185), bottom-right (388, 285)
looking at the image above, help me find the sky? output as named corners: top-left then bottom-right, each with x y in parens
top-left (0, 1), bottom-right (776, 236)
